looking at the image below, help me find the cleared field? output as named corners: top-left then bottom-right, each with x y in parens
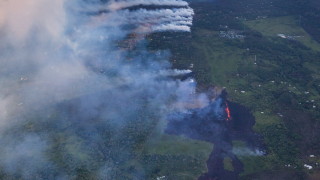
top-left (144, 134), bottom-right (212, 156)
top-left (192, 29), bottom-right (247, 88)
top-left (244, 16), bottom-right (320, 52)
top-left (142, 134), bottom-right (213, 180)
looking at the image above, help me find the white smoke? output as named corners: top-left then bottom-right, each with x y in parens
top-left (106, 0), bottom-right (189, 11)
top-left (0, 0), bottom-right (200, 179)
top-left (94, 3), bottom-right (194, 32)
top-left (0, 0), bottom-right (66, 45)
top-left (126, 8), bottom-right (194, 32)
top-left (233, 147), bottom-right (266, 156)
top-left (152, 24), bottom-right (191, 32)
top-left (160, 69), bottom-right (192, 76)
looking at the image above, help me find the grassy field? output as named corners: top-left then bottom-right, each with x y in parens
top-left (141, 134), bottom-right (212, 180)
top-left (144, 134), bottom-right (212, 156)
top-left (224, 157), bottom-right (234, 171)
top-left (192, 29), bottom-right (246, 87)
top-left (244, 16), bottom-right (320, 52)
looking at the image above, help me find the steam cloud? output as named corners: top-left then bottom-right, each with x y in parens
top-left (106, 0), bottom-right (189, 11)
top-left (94, 4), bottom-right (194, 33)
top-left (0, 0), bottom-right (205, 179)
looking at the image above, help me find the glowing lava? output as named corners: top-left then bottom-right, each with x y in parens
top-left (225, 102), bottom-right (231, 121)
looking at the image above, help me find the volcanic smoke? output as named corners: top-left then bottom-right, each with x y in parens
top-left (0, 0), bottom-right (208, 179)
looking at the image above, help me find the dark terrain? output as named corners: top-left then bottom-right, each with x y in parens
top-left (166, 90), bottom-right (264, 180)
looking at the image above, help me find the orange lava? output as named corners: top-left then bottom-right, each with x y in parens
top-left (225, 103), bottom-right (231, 121)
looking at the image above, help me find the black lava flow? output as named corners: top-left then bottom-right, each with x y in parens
top-left (165, 90), bottom-right (265, 180)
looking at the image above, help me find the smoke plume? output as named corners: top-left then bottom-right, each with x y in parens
top-left (0, 0), bottom-right (206, 179)
top-left (106, 0), bottom-right (189, 11)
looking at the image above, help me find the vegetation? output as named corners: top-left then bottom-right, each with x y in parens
top-left (142, 134), bottom-right (212, 179)
top-left (148, 0), bottom-right (320, 178)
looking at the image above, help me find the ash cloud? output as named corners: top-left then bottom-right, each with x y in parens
top-left (0, 0), bottom-right (206, 179)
